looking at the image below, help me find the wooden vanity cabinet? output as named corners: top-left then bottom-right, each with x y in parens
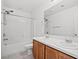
top-left (33, 40), bottom-right (76, 59)
top-left (38, 42), bottom-right (45, 59)
top-left (33, 40), bottom-right (45, 59)
top-left (45, 46), bottom-right (75, 59)
top-left (33, 40), bottom-right (38, 59)
top-left (45, 46), bottom-right (58, 59)
top-left (58, 52), bottom-right (75, 59)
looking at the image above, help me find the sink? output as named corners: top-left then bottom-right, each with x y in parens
top-left (45, 38), bottom-right (78, 50)
top-left (40, 36), bottom-right (78, 51)
top-left (60, 43), bottom-right (78, 50)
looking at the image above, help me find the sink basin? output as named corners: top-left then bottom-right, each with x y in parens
top-left (45, 38), bottom-right (78, 50)
top-left (39, 36), bottom-right (78, 51)
top-left (54, 39), bottom-right (78, 50)
top-left (60, 43), bottom-right (78, 50)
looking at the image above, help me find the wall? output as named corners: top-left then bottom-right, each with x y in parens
top-left (46, 6), bottom-right (78, 36)
top-left (31, 8), bottom-right (44, 37)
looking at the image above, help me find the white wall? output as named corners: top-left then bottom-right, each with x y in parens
top-left (46, 6), bottom-right (78, 36)
top-left (31, 8), bottom-right (44, 37)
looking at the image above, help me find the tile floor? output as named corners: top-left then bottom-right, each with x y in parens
top-left (2, 52), bottom-right (34, 59)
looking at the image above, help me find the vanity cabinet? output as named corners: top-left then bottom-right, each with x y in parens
top-left (33, 40), bottom-right (45, 59)
top-left (58, 52), bottom-right (75, 59)
top-left (33, 40), bottom-right (76, 59)
top-left (33, 40), bottom-right (38, 59)
top-left (46, 46), bottom-right (75, 59)
top-left (45, 46), bottom-right (58, 59)
top-left (38, 42), bottom-right (45, 59)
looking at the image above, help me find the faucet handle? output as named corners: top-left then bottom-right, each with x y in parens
top-left (73, 33), bottom-right (77, 36)
top-left (74, 34), bottom-right (77, 36)
top-left (3, 33), bottom-right (6, 37)
top-left (3, 38), bottom-right (8, 41)
top-left (65, 39), bottom-right (72, 43)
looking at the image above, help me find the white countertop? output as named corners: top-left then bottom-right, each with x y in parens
top-left (33, 35), bottom-right (78, 58)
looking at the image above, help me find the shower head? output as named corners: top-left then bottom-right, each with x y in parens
top-left (5, 10), bottom-right (14, 14)
top-left (5, 11), bottom-right (10, 14)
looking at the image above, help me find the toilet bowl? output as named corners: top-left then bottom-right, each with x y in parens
top-left (20, 43), bottom-right (33, 56)
top-left (23, 44), bottom-right (33, 55)
top-left (25, 44), bottom-right (33, 49)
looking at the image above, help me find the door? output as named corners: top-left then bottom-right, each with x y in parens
top-left (45, 46), bottom-right (58, 59)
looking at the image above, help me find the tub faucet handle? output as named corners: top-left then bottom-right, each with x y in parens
top-left (3, 38), bottom-right (8, 41)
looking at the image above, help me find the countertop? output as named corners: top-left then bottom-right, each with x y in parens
top-left (33, 35), bottom-right (78, 58)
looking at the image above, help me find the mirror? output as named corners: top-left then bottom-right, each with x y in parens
top-left (44, 0), bottom-right (78, 37)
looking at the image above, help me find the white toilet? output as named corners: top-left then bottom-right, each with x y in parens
top-left (20, 44), bottom-right (33, 56)
top-left (24, 44), bottom-right (33, 55)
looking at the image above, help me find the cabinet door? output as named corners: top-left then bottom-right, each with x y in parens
top-left (58, 52), bottom-right (75, 59)
top-left (33, 40), bottom-right (38, 59)
top-left (45, 46), bottom-right (58, 59)
top-left (38, 42), bottom-right (45, 59)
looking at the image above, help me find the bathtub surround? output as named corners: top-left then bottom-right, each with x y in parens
top-left (1, 7), bottom-right (33, 57)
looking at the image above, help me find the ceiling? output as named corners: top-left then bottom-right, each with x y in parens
top-left (45, 0), bottom-right (78, 17)
top-left (2, 0), bottom-right (51, 13)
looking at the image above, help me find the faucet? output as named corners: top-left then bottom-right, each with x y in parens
top-left (65, 36), bottom-right (73, 43)
top-left (73, 33), bottom-right (77, 37)
top-left (65, 33), bottom-right (78, 43)
top-left (65, 39), bottom-right (72, 43)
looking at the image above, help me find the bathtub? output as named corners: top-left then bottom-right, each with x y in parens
top-left (2, 42), bottom-right (32, 57)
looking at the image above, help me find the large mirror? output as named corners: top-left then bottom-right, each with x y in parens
top-left (44, 0), bottom-right (78, 37)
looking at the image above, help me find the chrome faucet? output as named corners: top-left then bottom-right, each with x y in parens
top-left (65, 39), bottom-right (72, 43)
top-left (73, 33), bottom-right (77, 37)
top-left (65, 36), bottom-right (73, 43)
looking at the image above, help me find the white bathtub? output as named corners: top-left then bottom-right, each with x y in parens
top-left (2, 42), bottom-right (32, 57)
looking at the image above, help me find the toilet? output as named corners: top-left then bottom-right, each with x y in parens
top-left (20, 44), bottom-right (33, 56)
top-left (24, 44), bottom-right (33, 55)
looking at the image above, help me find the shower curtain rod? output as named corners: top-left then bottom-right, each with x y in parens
top-left (1, 12), bottom-right (32, 19)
